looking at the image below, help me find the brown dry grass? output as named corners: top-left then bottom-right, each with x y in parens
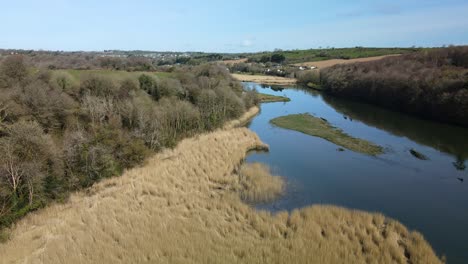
top-left (223, 106), bottom-right (260, 129)
top-left (293, 55), bottom-right (401, 69)
top-left (0, 109), bottom-right (442, 264)
top-left (236, 163), bottom-right (284, 203)
top-left (232, 74), bottom-right (297, 86)
top-left (219, 58), bottom-right (249, 65)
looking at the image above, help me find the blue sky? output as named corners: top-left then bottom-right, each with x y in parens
top-left (1, 0), bottom-right (468, 52)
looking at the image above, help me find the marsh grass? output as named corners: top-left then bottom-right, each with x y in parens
top-left (0, 123), bottom-right (441, 263)
top-left (271, 113), bottom-right (384, 156)
top-left (232, 73), bottom-right (297, 86)
top-left (223, 106), bottom-right (260, 129)
top-left (257, 93), bottom-right (290, 103)
top-left (0, 229), bottom-right (10, 243)
top-left (236, 163), bottom-right (284, 203)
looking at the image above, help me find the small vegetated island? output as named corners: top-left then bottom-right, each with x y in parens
top-left (257, 93), bottom-right (290, 103)
top-left (271, 113), bottom-right (384, 155)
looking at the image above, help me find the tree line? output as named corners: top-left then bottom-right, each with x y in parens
top-left (0, 50), bottom-right (243, 71)
top-left (0, 56), bottom-right (259, 229)
top-left (319, 46), bottom-right (468, 127)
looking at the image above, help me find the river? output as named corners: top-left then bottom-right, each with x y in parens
top-left (244, 82), bottom-right (468, 263)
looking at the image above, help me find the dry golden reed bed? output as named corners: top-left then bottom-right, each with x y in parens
top-left (223, 106), bottom-right (260, 129)
top-left (219, 58), bottom-right (249, 65)
top-left (0, 110), bottom-right (442, 264)
top-left (232, 74), bottom-right (297, 86)
top-left (237, 163), bottom-right (285, 203)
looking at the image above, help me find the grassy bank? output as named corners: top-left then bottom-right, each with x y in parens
top-left (0, 127), bottom-right (441, 264)
top-left (258, 93), bottom-right (290, 103)
top-left (270, 113), bottom-right (383, 155)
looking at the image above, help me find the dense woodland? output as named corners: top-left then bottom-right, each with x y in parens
top-left (0, 50), bottom-right (232, 71)
top-left (1, 50), bottom-right (152, 71)
top-left (0, 55), bottom-right (258, 230)
top-left (320, 46), bottom-right (468, 127)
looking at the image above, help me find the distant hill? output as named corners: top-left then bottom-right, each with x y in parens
top-left (243, 47), bottom-right (421, 64)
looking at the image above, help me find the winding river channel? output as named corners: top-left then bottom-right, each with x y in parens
top-left (243, 82), bottom-right (468, 263)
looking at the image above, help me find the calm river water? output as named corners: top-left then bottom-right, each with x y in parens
top-left (244, 82), bottom-right (468, 263)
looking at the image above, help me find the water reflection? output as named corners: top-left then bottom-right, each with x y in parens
top-left (244, 82), bottom-right (468, 263)
top-left (321, 95), bottom-right (468, 167)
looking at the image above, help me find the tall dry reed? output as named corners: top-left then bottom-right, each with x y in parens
top-left (0, 108), bottom-right (443, 264)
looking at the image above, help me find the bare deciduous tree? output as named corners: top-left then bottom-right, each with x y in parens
top-left (0, 55), bottom-right (27, 83)
top-left (0, 140), bottom-right (24, 196)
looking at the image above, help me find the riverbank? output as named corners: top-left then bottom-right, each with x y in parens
top-left (231, 55), bottom-right (400, 86)
top-left (232, 73), bottom-right (297, 86)
top-left (224, 106), bottom-right (260, 129)
top-left (320, 47), bottom-right (468, 127)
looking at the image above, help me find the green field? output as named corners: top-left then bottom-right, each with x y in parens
top-left (270, 113), bottom-right (383, 155)
top-left (247, 47), bottom-right (420, 64)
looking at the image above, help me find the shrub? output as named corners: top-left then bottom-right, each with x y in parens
top-left (50, 71), bottom-right (78, 95)
top-left (138, 74), bottom-right (160, 100)
top-left (20, 79), bottom-right (76, 130)
top-left (296, 70), bottom-right (320, 85)
top-left (80, 75), bottom-right (117, 98)
top-left (271, 53), bottom-right (286, 63)
top-left (158, 78), bottom-right (186, 99)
